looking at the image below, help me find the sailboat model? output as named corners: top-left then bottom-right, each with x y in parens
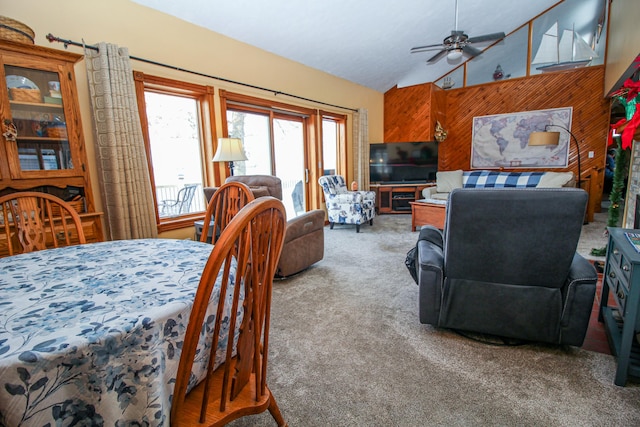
top-left (532, 22), bottom-right (598, 72)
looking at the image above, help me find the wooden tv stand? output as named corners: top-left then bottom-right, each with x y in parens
top-left (370, 183), bottom-right (434, 214)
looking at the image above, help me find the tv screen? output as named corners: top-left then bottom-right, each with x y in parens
top-left (369, 141), bottom-right (438, 184)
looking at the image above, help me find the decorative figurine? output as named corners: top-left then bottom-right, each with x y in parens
top-left (434, 121), bottom-right (448, 143)
top-left (493, 64), bottom-right (504, 81)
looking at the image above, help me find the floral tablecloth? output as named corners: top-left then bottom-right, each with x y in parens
top-left (0, 239), bottom-right (237, 427)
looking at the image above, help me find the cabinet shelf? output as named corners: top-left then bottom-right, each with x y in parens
top-left (600, 307), bottom-right (640, 377)
top-left (10, 100), bottom-right (64, 110)
top-left (17, 137), bottom-right (68, 142)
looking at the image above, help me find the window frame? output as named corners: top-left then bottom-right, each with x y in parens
top-left (133, 71), bottom-right (217, 232)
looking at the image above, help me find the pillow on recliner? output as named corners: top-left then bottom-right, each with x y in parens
top-left (249, 186), bottom-right (271, 198)
top-left (436, 170), bottom-right (463, 193)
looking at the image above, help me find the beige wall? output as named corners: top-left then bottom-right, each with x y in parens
top-left (604, 0), bottom-right (640, 95)
top-left (3, 0), bottom-right (383, 238)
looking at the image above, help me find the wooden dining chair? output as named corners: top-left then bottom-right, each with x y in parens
top-left (172, 196), bottom-right (287, 426)
top-left (200, 181), bottom-right (254, 244)
top-left (0, 191), bottom-right (86, 256)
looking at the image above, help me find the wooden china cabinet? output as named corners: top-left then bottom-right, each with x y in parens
top-left (0, 39), bottom-right (103, 256)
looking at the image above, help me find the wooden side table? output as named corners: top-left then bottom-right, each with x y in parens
top-left (194, 219), bottom-right (215, 243)
top-left (410, 200), bottom-right (446, 231)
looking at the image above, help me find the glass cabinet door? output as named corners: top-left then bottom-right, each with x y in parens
top-left (3, 64), bottom-right (76, 178)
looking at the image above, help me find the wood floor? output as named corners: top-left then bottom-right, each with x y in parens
top-left (581, 273), bottom-right (611, 355)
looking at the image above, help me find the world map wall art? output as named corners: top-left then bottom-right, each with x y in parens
top-left (471, 107), bottom-right (572, 169)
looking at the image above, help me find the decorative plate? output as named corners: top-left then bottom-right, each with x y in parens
top-left (5, 75), bottom-right (39, 90)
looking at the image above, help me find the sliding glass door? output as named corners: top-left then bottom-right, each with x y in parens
top-left (273, 116), bottom-right (306, 217)
top-left (221, 91), bottom-right (347, 215)
top-left (226, 109), bottom-right (307, 219)
top-left (227, 111), bottom-right (271, 175)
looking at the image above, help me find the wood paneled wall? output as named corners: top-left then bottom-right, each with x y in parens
top-left (385, 83), bottom-right (445, 142)
top-left (384, 66), bottom-right (611, 183)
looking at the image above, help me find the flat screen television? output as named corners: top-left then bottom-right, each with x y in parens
top-left (369, 141), bottom-right (438, 184)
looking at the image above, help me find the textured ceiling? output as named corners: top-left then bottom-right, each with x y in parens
top-left (133, 0), bottom-right (561, 92)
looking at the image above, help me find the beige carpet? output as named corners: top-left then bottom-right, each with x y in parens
top-left (577, 208), bottom-right (612, 260)
top-left (229, 214), bottom-right (639, 426)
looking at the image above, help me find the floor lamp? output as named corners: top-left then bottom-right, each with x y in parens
top-left (528, 124), bottom-right (582, 185)
top-left (212, 137), bottom-right (248, 176)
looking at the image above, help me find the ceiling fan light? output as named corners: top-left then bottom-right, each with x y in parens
top-left (447, 49), bottom-right (463, 60)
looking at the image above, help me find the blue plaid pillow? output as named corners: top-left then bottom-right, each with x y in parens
top-left (463, 171), bottom-right (544, 188)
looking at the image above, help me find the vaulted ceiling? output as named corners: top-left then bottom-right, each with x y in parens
top-left (133, 0), bottom-right (593, 93)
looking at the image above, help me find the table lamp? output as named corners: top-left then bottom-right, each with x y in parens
top-left (212, 137), bottom-right (247, 176)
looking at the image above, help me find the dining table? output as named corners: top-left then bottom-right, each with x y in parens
top-left (0, 238), bottom-right (240, 426)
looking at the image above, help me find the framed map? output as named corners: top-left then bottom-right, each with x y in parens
top-left (471, 107), bottom-right (573, 169)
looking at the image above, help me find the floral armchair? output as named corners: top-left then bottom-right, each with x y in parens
top-left (318, 175), bottom-right (375, 232)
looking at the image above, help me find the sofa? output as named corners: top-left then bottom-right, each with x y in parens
top-left (204, 175), bottom-right (324, 277)
top-left (422, 169), bottom-right (575, 201)
top-left (413, 187), bottom-right (597, 346)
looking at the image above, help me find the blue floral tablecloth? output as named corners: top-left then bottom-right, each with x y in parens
top-left (0, 239), bottom-right (237, 427)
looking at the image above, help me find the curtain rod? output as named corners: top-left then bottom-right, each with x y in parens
top-left (46, 33), bottom-right (359, 113)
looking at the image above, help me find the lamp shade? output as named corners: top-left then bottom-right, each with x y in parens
top-left (528, 131), bottom-right (560, 146)
top-left (212, 138), bottom-right (248, 162)
top-left (447, 49), bottom-right (463, 61)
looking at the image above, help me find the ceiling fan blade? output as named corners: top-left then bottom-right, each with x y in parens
top-left (410, 43), bottom-right (444, 54)
top-left (427, 49), bottom-right (449, 63)
top-left (462, 44), bottom-right (482, 57)
top-left (467, 32), bottom-right (506, 44)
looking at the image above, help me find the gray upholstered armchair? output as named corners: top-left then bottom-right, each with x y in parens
top-left (414, 187), bottom-right (597, 346)
top-left (204, 175), bottom-right (324, 277)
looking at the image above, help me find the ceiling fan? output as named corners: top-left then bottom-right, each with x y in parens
top-left (410, 0), bottom-right (506, 63)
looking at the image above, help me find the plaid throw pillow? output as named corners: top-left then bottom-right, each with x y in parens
top-left (463, 171), bottom-right (544, 188)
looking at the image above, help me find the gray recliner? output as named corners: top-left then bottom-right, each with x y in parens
top-left (414, 187), bottom-right (597, 346)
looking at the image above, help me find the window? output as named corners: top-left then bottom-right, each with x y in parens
top-left (320, 111), bottom-right (347, 176)
top-left (134, 73), bottom-right (216, 232)
top-left (134, 82), bottom-right (347, 230)
top-left (226, 109), bottom-right (271, 175)
top-left (321, 119), bottom-right (337, 176)
top-left (435, 0), bottom-right (607, 89)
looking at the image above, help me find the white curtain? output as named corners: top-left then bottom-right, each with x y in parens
top-left (352, 108), bottom-right (370, 188)
top-left (85, 43), bottom-right (158, 240)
